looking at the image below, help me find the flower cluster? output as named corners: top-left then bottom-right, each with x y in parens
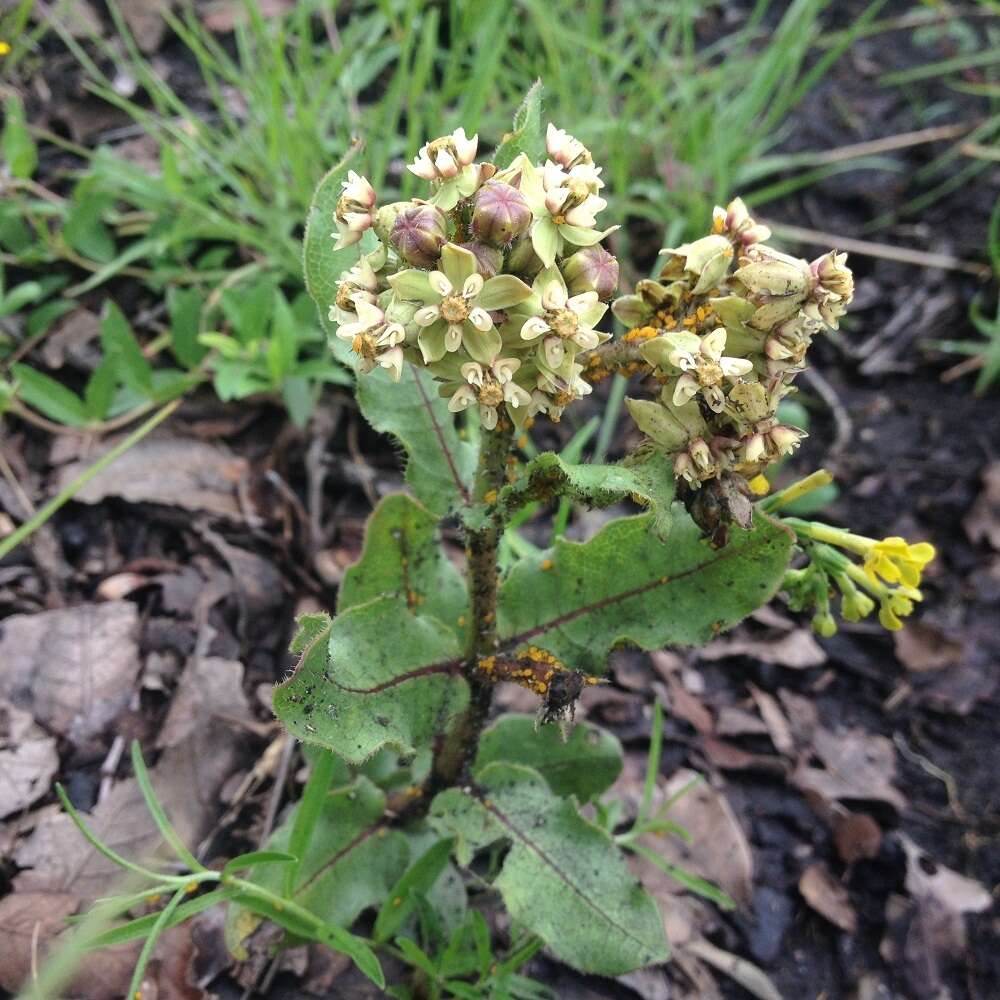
top-left (328, 126), bottom-right (620, 427)
top-left (615, 198), bottom-right (854, 494)
top-left (781, 519), bottom-right (936, 634)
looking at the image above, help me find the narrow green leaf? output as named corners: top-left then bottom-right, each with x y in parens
top-left (127, 886), bottom-right (188, 1000)
top-left (130, 740), bottom-right (206, 873)
top-left (430, 762), bottom-right (669, 975)
top-left (374, 837), bottom-right (454, 943)
top-left (2, 94), bottom-right (37, 179)
top-left (83, 359), bottom-right (117, 421)
top-left (167, 286), bottom-right (207, 368)
top-left (285, 748), bottom-right (337, 897)
top-left (476, 715), bottom-right (623, 801)
top-left (628, 842), bottom-right (735, 910)
top-left (221, 850), bottom-right (297, 876)
top-left (101, 301), bottom-right (154, 396)
top-left (497, 508), bottom-right (793, 673)
top-left (273, 601), bottom-right (468, 765)
top-left (492, 80), bottom-right (545, 169)
top-left (338, 493), bottom-right (469, 641)
top-left (12, 363), bottom-right (89, 427)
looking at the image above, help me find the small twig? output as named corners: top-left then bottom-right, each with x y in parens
top-left (800, 367), bottom-right (853, 458)
top-left (782, 121), bottom-right (977, 167)
top-left (258, 734), bottom-right (295, 849)
top-left (98, 734), bottom-right (127, 805)
top-left (0, 447), bottom-right (37, 517)
top-left (765, 221), bottom-right (991, 278)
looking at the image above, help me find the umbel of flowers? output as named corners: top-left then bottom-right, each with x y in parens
top-left (330, 125), bottom-right (618, 428)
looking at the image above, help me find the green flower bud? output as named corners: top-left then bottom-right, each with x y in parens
top-left (457, 240), bottom-right (504, 279)
top-left (372, 201), bottom-right (411, 243)
top-left (505, 234), bottom-right (544, 280)
top-left (389, 204), bottom-right (449, 267)
top-left (471, 181), bottom-right (532, 247)
top-left (562, 246), bottom-right (619, 301)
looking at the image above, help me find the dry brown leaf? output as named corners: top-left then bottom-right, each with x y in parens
top-left (702, 737), bottom-right (786, 775)
top-left (699, 628), bottom-right (826, 669)
top-left (201, 0), bottom-right (295, 32)
top-left (119, 0), bottom-right (173, 53)
top-left (0, 602), bottom-right (140, 742)
top-left (792, 727), bottom-right (905, 810)
top-left (832, 811), bottom-right (883, 865)
top-left (899, 834), bottom-right (992, 913)
top-left (651, 653), bottom-right (713, 734)
top-left (39, 308), bottom-right (101, 369)
top-left (748, 684), bottom-right (794, 755)
top-left (0, 891), bottom-right (82, 992)
top-left (684, 938), bottom-right (783, 1000)
top-left (0, 728), bottom-right (59, 818)
top-left (892, 622), bottom-right (964, 672)
top-left (157, 656), bottom-right (253, 749)
top-left (963, 462), bottom-right (1000, 550)
top-left (638, 768), bottom-right (754, 905)
top-left (715, 706), bottom-right (769, 737)
top-left (799, 861), bottom-right (858, 933)
top-left (53, 435), bottom-right (249, 520)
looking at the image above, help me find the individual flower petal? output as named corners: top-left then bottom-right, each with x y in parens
top-left (476, 274), bottom-right (533, 311)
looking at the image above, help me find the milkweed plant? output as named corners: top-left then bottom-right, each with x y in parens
top-left (53, 88), bottom-right (936, 997)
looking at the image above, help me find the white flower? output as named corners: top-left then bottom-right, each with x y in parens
top-left (668, 327), bottom-right (753, 412)
top-left (447, 357), bottom-right (531, 430)
top-left (408, 127), bottom-right (478, 180)
top-left (520, 277), bottom-right (608, 370)
top-left (332, 171), bottom-right (376, 250)
top-left (328, 255), bottom-right (380, 324)
top-left (335, 300), bottom-right (406, 381)
top-left (389, 244), bottom-right (531, 365)
top-left (546, 123), bottom-right (593, 171)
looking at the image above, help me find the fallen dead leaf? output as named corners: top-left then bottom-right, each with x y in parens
top-left (963, 462), bottom-right (1000, 550)
top-left (0, 602), bottom-right (141, 742)
top-left (898, 834), bottom-right (992, 914)
top-left (792, 726), bottom-right (905, 811)
top-left (715, 706), bottom-right (769, 737)
top-left (832, 811), bottom-right (883, 865)
top-left (892, 622), bottom-right (964, 672)
top-left (799, 861), bottom-right (858, 933)
top-left (684, 938), bottom-right (782, 1000)
top-left (0, 891), bottom-right (86, 992)
top-left (201, 0), bottom-right (295, 32)
top-left (118, 0), bottom-right (173, 53)
top-left (53, 435), bottom-right (250, 520)
top-left (39, 308), bottom-right (101, 369)
top-left (157, 656), bottom-right (254, 749)
top-left (702, 737), bottom-right (786, 775)
top-left (651, 652), bottom-right (713, 734)
top-left (699, 628), bottom-right (826, 669)
top-left (748, 684), bottom-right (794, 755)
top-left (0, 699), bottom-right (59, 818)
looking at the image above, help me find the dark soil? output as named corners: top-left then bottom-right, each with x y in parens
top-left (1, 3), bottom-right (998, 999)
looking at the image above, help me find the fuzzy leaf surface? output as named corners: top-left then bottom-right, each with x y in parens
top-left (475, 715), bottom-right (623, 801)
top-left (355, 365), bottom-right (477, 517)
top-left (338, 494), bottom-right (468, 640)
top-left (492, 80), bottom-right (545, 169)
top-left (430, 762), bottom-right (668, 975)
top-left (497, 508), bottom-right (793, 672)
top-left (228, 776), bottom-right (407, 952)
top-left (273, 605), bottom-right (467, 765)
top-left (498, 451), bottom-right (675, 536)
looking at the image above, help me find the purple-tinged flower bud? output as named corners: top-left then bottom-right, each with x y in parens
top-left (457, 241), bottom-right (504, 279)
top-left (471, 181), bottom-right (532, 247)
top-left (562, 246), bottom-right (620, 301)
top-left (389, 204), bottom-right (448, 267)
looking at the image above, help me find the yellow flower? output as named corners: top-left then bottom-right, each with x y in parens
top-left (877, 587), bottom-right (922, 631)
top-left (0, 41), bottom-right (11, 56)
top-left (862, 537), bottom-right (936, 589)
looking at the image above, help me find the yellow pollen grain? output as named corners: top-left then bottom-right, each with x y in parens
top-left (517, 434), bottom-right (528, 448)
top-left (541, 558), bottom-right (554, 571)
top-left (457, 615), bottom-right (466, 627)
top-left (185, 882), bottom-right (198, 894)
top-left (483, 488), bottom-right (498, 504)
top-left (392, 896), bottom-right (403, 908)
top-left (659, 575), bottom-right (669, 584)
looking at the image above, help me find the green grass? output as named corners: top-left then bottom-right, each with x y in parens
top-left (2, 0), bottom-right (891, 432)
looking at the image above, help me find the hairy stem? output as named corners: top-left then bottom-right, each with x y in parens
top-left (425, 420), bottom-right (514, 797)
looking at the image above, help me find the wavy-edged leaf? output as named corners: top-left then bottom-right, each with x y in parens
top-left (475, 715), bottom-right (622, 801)
top-left (497, 508), bottom-right (793, 673)
top-left (492, 80), bottom-right (545, 169)
top-left (498, 451), bottom-right (675, 536)
top-left (430, 762), bottom-right (668, 975)
top-left (339, 494), bottom-right (469, 643)
top-left (227, 776), bottom-right (407, 956)
top-left (356, 363), bottom-right (476, 516)
top-left (273, 603), bottom-right (467, 765)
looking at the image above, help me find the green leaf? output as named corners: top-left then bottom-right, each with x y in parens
top-left (63, 181), bottom-right (116, 263)
top-left (267, 289), bottom-right (298, 383)
top-left (101, 301), bottom-right (153, 396)
top-left (338, 493), bottom-right (469, 641)
top-left (273, 603), bottom-right (468, 765)
top-left (2, 94), bottom-right (37, 179)
top-left (221, 850), bottom-right (297, 876)
top-left (229, 777), bottom-right (408, 952)
top-left (374, 836), bottom-right (455, 943)
top-left (497, 508), bottom-right (793, 673)
top-left (355, 363), bottom-right (477, 516)
top-left (475, 715), bottom-right (622, 801)
top-left (430, 762), bottom-right (668, 975)
top-left (12, 363), bottom-right (89, 427)
top-left (498, 451), bottom-right (676, 536)
top-left (493, 80), bottom-right (545, 169)
top-left (167, 287), bottom-right (207, 368)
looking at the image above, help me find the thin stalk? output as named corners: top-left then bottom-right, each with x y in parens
top-left (425, 420), bottom-right (515, 797)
